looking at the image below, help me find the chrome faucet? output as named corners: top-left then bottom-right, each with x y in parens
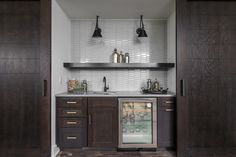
top-left (103, 76), bottom-right (109, 92)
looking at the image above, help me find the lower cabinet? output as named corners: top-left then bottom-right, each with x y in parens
top-left (157, 97), bottom-right (176, 148)
top-left (56, 96), bottom-right (175, 149)
top-left (88, 97), bottom-right (118, 147)
top-left (56, 97), bottom-right (88, 149)
top-left (58, 128), bottom-right (87, 148)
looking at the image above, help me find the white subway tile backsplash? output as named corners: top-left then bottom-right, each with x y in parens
top-left (70, 19), bottom-right (168, 91)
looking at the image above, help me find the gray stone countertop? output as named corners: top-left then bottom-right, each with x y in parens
top-left (55, 91), bottom-right (176, 97)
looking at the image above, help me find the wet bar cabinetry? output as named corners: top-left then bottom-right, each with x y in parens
top-left (56, 96), bottom-right (175, 149)
top-left (158, 97), bottom-right (176, 148)
top-left (56, 98), bottom-right (88, 149)
top-left (88, 98), bottom-right (118, 147)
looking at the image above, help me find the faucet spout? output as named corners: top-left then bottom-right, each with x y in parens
top-left (103, 76), bottom-right (109, 92)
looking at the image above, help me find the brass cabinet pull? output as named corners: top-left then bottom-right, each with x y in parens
top-left (165, 108), bottom-right (174, 112)
top-left (66, 121), bottom-right (78, 125)
top-left (165, 101), bottom-right (174, 104)
top-left (66, 111), bottom-right (77, 114)
top-left (66, 136), bottom-right (77, 140)
top-left (88, 114), bottom-right (92, 125)
top-left (66, 101), bottom-right (77, 104)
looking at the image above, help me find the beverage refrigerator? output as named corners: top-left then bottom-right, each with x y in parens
top-left (118, 98), bottom-right (157, 148)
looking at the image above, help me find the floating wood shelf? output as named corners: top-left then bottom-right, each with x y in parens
top-left (64, 63), bottom-right (175, 70)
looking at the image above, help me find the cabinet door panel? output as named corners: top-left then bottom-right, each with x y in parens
top-left (0, 1), bottom-right (51, 157)
top-left (158, 98), bottom-right (175, 148)
top-left (88, 98), bottom-right (118, 147)
top-left (177, 0), bottom-right (236, 156)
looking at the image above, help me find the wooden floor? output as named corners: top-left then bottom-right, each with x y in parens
top-left (57, 149), bottom-right (176, 157)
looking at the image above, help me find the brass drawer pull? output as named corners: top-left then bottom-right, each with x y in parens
top-left (165, 108), bottom-right (174, 112)
top-left (66, 101), bottom-right (77, 104)
top-left (66, 121), bottom-right (78, 125)
top-left (66, 136), bottom-right (77, 140)
top-left (66, 111), bottom-right (77, 114)
top-left (165, 101), bottom-right (174, 104)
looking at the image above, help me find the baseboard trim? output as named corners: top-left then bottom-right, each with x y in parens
top-left (52, 145), bottom-right (60, 157)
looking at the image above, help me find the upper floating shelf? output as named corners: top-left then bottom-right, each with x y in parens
top-left (64, 63), bottom-right (175, 70)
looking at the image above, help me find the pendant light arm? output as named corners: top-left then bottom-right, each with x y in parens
top-left (141, 15), bottom-right (145, 28)
top-left (140, 15), bottom-right (142, 28)
top-left (96, 16), bottom-right (99, 28)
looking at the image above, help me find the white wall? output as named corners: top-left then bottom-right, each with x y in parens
top-left (167, 11), bottom-right (176, 93)
top-left (70, 20), bottom-right (168, 91)
top-left (51, 0), bottom-right (71, 156)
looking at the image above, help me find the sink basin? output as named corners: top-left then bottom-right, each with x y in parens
top-left (90, 91), bottom-right (116, 95)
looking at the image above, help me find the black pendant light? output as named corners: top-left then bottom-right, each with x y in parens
top-left (92, 16), bottom-right (102, 38)
top-left (136, 15), bottom-right (148, 37)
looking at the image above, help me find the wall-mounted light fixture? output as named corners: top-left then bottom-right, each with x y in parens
top-left (92, 16), bottom-right (102, 38)
top-left (136, 15), bottom-right (148, 37)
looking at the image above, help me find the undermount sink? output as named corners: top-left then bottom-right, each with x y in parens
top-left (91, 91), bottom-right (116, 95)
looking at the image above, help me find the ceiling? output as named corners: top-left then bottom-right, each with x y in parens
top-left (56, 0), bottom-right (175, 19)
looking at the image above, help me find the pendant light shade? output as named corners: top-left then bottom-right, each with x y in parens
top-left (92, 16), bottom-right (102, 38)
top-left (136, 15), bottom-right (148, 37)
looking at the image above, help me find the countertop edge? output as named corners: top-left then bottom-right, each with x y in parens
top-left (55, 91), bottom-right (176, 97)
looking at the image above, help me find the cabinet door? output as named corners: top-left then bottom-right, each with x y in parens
top-left (177, 0), bottom-right (236, 156)
top-left (88, 98), bottom-right (118, 147)
top-left (158, 98), bottom-right (175, 148)
top-left (0, 1), bottom-right (51, 157)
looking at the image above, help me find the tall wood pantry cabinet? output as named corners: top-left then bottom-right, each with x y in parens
top-left (177, 0), bottom-right (236, 157)
top-left (0, 0), bottom-right (51, 157)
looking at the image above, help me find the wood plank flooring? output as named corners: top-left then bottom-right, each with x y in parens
top-left (57, 149), bottom-right (176, 157)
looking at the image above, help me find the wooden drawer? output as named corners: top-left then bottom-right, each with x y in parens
top-left (56, 97), bottom-right (87, 108)
top-left (57, 108), bottom-right (86, 117)
top-left (58, 128), bottom-right (87, 148)
top-left (58, 118), bottom-right (86, 128)
top-left (160, 97), bottom-right (175, 108)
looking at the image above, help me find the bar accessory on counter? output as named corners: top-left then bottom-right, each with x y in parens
top-left (112, 48), bottom-right (119, 63)
top-left (125, 53), bottom-right (130, 63)
top-left (141, 78), bottom-right (168, 94)
top-left (118, 51), bottom-right (124, 63)
top-left (153, 79), bottom-right (159, 91)
top-left (147, 79), bottom-right (152, 90)
top-left (67, 79), bottom-right (79, 93)
top-left (82, 80), bottom-right (88, 93)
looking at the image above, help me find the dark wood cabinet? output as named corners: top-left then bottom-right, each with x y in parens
top-left (88, 97), bottom-right (118, 147)
top-left (177, 0), bottom-right (236, 156)
top-left (0, 0), bottom-right (51, 157)
top-left (158, 97), bottom-right (176, 148)
top-left (56, 97), bottom-right (87, 149)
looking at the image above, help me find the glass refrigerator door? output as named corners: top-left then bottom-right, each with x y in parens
top-left (119, 98), bottom-right (157, 148)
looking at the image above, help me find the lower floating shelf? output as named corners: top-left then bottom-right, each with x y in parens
top-left (63, 63), bottom-right (175, 70)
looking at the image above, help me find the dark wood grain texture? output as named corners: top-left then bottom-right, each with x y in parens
top-left (39, 0), bottom-right (51, 156)
top-left (58, 128), bottom-right (87, 148)
top-left (157, 97), bottom-right (176, 148)
top-left (177, 0), bottom-right (236, 157)
top-left (56, 97), bottom-right (87, 149)
top-left (88, 97), bottom-right (118, 148)
top-left (0, 0), bottom-right (51, 157)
